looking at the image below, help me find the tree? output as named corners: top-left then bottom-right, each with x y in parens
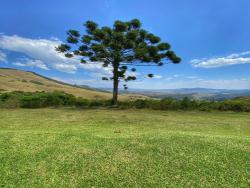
top-left (56, 19), bottom-right (181, 105)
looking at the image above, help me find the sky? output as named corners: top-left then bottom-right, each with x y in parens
top-left (0, 0), bottom-right (250, 89)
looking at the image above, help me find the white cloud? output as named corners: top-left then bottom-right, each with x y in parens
top-left (0, 50), bottom-right (7, 63)
top-left (152, 74), bottom-right (162, 79)
top-left (190, 51), bottom-right (250, 68)
top-left (164, 74), bottom-right (183, 81)
top-left (167, 78), bottom-right (250, 89)
top-left (227, 51), bottom-right (250, 58)
top-left (52, 77), bottom-right (112, 88)
top-left (53, 63), bottom-right (76, 73)
top-left (0, 34), bottom-right (109, 74)
top-left (13, 58), bottom-right (49, 70)
top-left (12, 62), bottom-right (25, 67)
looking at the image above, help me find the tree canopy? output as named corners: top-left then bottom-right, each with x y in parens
top-left (56, 19), bottom-right (181, 104)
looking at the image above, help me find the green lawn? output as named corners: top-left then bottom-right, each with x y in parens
top-left (0, 109), bottom-right (249, 187)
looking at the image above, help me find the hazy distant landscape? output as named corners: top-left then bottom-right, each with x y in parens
top-left (106, 87), bottom-right (250, 100)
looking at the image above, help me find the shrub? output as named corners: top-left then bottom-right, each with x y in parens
top-left (21, 95), bottom-right (45, 108)
top-left (75, 98), bottom-right (90, 107)
top-left (88, 100), bottom-right (112, 107)
top-left (0, 91), bottom-right (78, 108)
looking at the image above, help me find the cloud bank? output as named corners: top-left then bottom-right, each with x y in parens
top-left (190, 51), bottom-right (250, 68)
top-left (0, 34), bottom-right (153, 82)
top-left (0, 34), bottom-right (110, 74)
top-left (13, 58), bottom-right (49, 70)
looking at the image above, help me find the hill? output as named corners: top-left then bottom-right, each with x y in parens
top-left (230, 96), bottom-right (250, 104)
top-left (0, 68), bottom-right (144, 100)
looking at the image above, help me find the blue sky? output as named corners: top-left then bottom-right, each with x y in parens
top-left (0, 0), bottom-right (250, 89)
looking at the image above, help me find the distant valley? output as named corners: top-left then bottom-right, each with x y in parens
top-left (98, 87), bottom-right (250, 101)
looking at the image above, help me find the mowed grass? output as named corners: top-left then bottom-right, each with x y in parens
top-left (0, 109), bottom-right (249, 187)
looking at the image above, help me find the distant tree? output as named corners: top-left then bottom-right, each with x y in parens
top-left (56, 19), bottom-right (181, 105)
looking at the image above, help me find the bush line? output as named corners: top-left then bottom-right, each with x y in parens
top-left (0, 91), bottom-right (249, 112)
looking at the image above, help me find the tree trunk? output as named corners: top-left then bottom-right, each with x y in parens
top-left (112, 63), bottom-right (119, 105)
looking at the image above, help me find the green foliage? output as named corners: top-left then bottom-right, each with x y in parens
top-left (56, 44), bottom-right (70, 52)
top-left (0, 91), bottom-right (22, 108)
top-left (20, 92), bottom-right (77, 108)
top-left (118, 97), bottom-right (250, 112)
top-left (147, 73), bottom-right (154, 78)
top-left (1, 91), bottom-right (250, 112)
top-left (75, 97), bottom-right (90, 107)
top-left (0, 91), bottom-right (78, 108)
top-left (0, 91), bottom-right (114, 109)
top-left (56, 19), bottom-right (181, 104)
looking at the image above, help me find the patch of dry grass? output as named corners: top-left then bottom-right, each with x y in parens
top-left (0, 68), bottom-right (146, 100)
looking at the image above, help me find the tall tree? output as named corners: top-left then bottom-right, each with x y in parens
top-left (56, 19), bottom-right (181, 105)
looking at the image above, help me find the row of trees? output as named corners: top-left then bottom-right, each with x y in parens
top-left (1, 91), bottom-right (249, 112)
top-left (120, 97), bottom-right (250, 112)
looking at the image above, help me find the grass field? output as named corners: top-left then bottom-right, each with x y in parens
top-left (0, 109), bottom-right (249, 187)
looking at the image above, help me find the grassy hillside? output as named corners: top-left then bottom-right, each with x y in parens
top-left (0, 68), bottom-right (144, 100)
top-left (0, 109), bottom-right (249, 187)
top-left (232, 96), bottom-right (250, 104)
